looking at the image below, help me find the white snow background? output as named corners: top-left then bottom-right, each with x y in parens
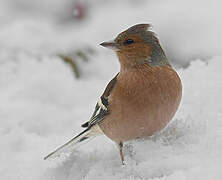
top-left (0, 0), bottom-right (222, 180)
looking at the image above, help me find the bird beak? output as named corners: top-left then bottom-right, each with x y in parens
top-left (100, 40), bottom-right (120, 51)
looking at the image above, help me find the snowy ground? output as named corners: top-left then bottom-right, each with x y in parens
top-left (0, 1), bottom-right (222, 180)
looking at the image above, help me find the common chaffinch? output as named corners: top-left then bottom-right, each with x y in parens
top-left (44, 24), bottom-right (182, 164)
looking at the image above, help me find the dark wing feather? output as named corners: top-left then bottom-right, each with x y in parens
top-left (81, 73), bottom-right (119, 128)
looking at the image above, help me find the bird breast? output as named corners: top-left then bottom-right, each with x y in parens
top-left (99, 65), bottom-right (182, 143)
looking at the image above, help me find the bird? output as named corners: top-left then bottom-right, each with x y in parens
top-left (44, 24), bottom-right (182, 164)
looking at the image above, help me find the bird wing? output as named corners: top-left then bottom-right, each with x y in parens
top-left (81, 73), bottom-right (119, 128)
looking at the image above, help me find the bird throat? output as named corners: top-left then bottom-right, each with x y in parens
top-left (117, 50), bottom-right (169, 73)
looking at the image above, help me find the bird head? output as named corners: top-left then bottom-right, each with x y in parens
top-left (100, 24), bottom-right (169, 70)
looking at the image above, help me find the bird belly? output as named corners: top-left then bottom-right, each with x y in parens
top-left (100, 99), bottom-right (180, 143)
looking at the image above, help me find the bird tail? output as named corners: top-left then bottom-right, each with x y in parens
top-left (44, 124), bottom-right (103, 160)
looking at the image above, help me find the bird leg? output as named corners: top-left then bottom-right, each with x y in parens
top-left (118, 142), bottom-right (125, 165)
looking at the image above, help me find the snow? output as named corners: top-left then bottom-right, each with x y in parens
top-left (0, 0), bottom-right (222, 179)
top-left (1, 54), bottom-right (222, 179)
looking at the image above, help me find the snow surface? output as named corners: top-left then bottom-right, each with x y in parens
top-left (1, 54), bottom-right (222, 180)
top-left (0, 0), bottom-right (222, 180)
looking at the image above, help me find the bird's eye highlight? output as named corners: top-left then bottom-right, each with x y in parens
top-left (124, 39), bottom-right (134, 45)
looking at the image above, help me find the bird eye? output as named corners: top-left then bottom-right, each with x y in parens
top-left (124, 39), bottom-right (134, 45)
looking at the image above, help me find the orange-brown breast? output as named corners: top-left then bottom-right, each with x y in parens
top-left (99, 64), bottom-right (182, 143)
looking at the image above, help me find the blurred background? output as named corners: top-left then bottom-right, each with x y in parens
top-left (0, 0), bottom-right (221, 69)
top-left (1, 0), bottom-right (222, 180)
